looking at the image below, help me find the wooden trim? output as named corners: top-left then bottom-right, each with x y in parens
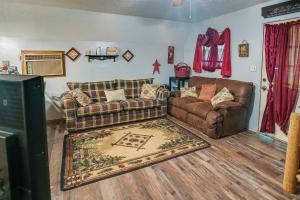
top-left (21, 50), bottom-right (66, 78)
top-left (46, 118), bottom-right (65, 125)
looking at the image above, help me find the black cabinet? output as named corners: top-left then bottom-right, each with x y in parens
top-left (0, 75), bottom-right (51, 200)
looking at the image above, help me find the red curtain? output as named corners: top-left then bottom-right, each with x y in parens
top-left (260, 24), bottom-right (287, 133)
top-left (274, 21), bottom-right (300, 133)
top-left (260, 20), bottom-right (300, 134)
top-left (192, 28), bottom-right (231, 77)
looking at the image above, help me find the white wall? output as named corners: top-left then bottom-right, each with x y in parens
top-left (0, 2), bottom-right (190, 120)
top-left (184, 0), bottom-right (300, 132)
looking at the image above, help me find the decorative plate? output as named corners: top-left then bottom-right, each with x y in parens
top-left (66, 47), bottom-right (81, 61)
top-left (122, 50), bottom-right (134, 62)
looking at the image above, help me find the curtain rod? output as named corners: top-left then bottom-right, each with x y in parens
top-left (263, 16), bottom-right (300, 25)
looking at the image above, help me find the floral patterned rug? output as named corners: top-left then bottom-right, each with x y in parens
top-left (61, 118), bottom-right (210, 190)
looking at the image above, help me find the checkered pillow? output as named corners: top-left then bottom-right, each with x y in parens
top-left (115, 78), bottom-right (154, 99)
top-left (67, 80), bottom-right (115, 102)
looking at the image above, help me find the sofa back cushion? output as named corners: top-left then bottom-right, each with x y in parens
top-left (189, 76), bottom-right (253, 107)
top-left (115, 78), bottom-right (154, 99)
top-left (67, 80), bottom-right (115, 102)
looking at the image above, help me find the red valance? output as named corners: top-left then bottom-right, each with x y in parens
top-left (193, 27), bottom-right (231, 77)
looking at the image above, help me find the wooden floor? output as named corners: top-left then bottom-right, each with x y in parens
top-left (47, 117), bottom-right (300, 200)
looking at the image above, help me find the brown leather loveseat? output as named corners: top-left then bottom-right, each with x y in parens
top-left (168, 76), bottom-right (254, 139)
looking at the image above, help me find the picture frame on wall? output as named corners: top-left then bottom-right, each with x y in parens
top-left (239, 41), bottom-right (249, 57)
top-left (66, 47), bottom-right (81, 61)
top-left (168, 46), bottom-right (175, 64)
top-left (122, 50), bottom-right (134, 62)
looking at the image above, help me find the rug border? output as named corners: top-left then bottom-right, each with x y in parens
top-left (60, 117), bottom-right (210, 191)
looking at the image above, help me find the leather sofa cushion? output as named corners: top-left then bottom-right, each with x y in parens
top-left (168, 97), bottom-right (200, 109)
top-left (213, 101), bottom-right (242, 110)
top-left (184, 102), bottom-right (213, 119)
top-left (121, 98), bottom-right (161, 111)
top-left (77, 102), bottom-right (122, 117)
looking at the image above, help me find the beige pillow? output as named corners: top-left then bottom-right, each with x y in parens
top-left (104, 89), bottom-right (127, 102)
top-left (140, 84), bottom-right (159, 99)
top-left (211, 87), bottom-right (234, 107)
top-left (69, 88), bottom-right (92, 107)
top-left (198, 84), bottom-right (217, 101)
top-left (180, 87), bottom-right (198, 98)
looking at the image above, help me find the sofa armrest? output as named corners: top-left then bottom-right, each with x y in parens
top-left (60, 92), bottom-right (78, 130)
top-left (213, 101), bottom-right (242, 111)
top-left (156, 87), bottom-right (170, 102)
top-left (170, 90), bottom-right (181, 98)
top-left (60, 92), bottom-right (78, 110)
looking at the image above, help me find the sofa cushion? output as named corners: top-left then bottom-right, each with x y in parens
top-left (121, 98), bottom-right (161, 111)
top-left (168, 97), bottom-right (200, 109)
top-left (104, 89), bottom-right (127, 102)
top-left (211, 87), bottom-right (234, 107)
top-left (184, 102), bottom-right (213, 119)
top-left (68, 88), bottom-right (92, 107)
top-left (77, 102), bottom-right (122, 117)
top-left (115, 78), bottom-right (153, 99)
top-left (198, 84), bottom-right (217, 101)
top-left (67, 80), bottom-right (115, 102)
top-left (180, 87), bottom-right (198, 98)
top-left (140, 84), bottom-right (159, 99)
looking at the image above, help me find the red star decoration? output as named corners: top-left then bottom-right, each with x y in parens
top-left (152, 59), bottom-right (161, 74)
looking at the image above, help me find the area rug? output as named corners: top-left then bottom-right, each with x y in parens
top-left (61, 118), bottom-right (210, 190)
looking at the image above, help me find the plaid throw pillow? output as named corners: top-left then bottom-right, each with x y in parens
top-left (115, 78), bottom-right (154, 99)
top-left (67, 80), bottom-right (115, 102)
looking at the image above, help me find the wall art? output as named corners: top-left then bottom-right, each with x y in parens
top-left (66, 47), bottom-right (81, 61)
top-left (262, 1), bottom-right (300, 18)
top-left (168, 46), bottom-right (175, 64)
top-left (238, 40), bottom-right (249, 57)
top-left (152, 59), bottom-right (161, 74)
top-left (122, 50), bottom-right (134, 62)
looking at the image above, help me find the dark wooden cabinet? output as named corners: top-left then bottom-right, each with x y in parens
top-left (0, 75), bottom-right (51, 200)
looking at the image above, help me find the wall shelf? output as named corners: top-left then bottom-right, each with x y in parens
top-left (85, 55), bottom-right (119, 62)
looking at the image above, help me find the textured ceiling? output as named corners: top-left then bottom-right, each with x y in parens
top-left (7, 0), bottom-right (271, 22)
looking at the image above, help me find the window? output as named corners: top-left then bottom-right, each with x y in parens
top-left (202, 44), bottom-right (224, 69)
top-left (21, 50), bottom-right (65, 77)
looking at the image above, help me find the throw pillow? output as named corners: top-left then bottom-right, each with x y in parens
top-left (140, 84), bottom-right (159, 99)
top-left (180, 87), bottom-right (198, 98)
top-left (104, 89), bottom-right (127, 102)
top-left (211, 87), bottom-right (234, 107)
top-left (198, 84), bottom-right (217, 101)
top-left (69, 88), bottom-right (92, 107)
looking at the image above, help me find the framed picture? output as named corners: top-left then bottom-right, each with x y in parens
top-left (168, 46), bottom-right (175, 64)
top-left (122, 50), bottom-right (134, 62)
top-left (66, 47), bottom-right (81, 61)
top-left (239, 41), bottom-right (249, 57)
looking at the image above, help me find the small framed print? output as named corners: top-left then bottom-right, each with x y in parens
top-left (168, 46), bottom-right (175, 64)
top-left (66, 47), bottom-right (81, 61)
top-left (122, 50), bottom-right (134, 62)
top-left (239, 41), bottom-right (249, 57)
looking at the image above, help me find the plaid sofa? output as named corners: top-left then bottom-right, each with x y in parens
top-left (61, 78), bottom-right (169, 131)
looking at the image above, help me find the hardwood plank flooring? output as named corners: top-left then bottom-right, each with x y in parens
top-left (47, 117), bottom-right (300, 200)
